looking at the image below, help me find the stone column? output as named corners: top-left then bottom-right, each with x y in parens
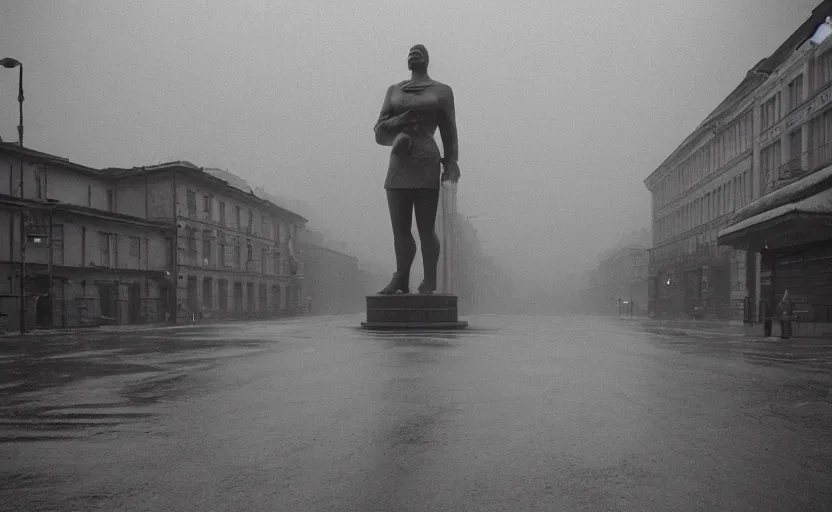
top-left (437, 181), bottom-right (457, 295)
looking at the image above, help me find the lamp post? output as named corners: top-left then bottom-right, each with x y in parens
top-left (0, 58), bottom-right (23, 147)
top-left (1, 57), bottom-right (26, 333)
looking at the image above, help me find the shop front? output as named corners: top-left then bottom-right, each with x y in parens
top-left (719, 180), bottom-right (832, 337)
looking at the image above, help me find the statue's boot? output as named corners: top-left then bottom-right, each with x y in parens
top-left (378, 272), bottom-right (409, 295)
top-left (418, 267), bottom-right (437, 295)
top-left (417, 281), bottom-right (435, 294)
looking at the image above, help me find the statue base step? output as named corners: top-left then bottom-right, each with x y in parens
top-left (361, 293), bottom-right (468, 330)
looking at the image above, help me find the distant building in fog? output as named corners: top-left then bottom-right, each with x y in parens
top-left (300, 237), bottom-right (362, 314)
top-left (579, 229), bottom-right (650, 316)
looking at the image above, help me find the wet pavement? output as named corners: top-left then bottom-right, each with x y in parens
top-left (1, 314), bottom-right (831, 511)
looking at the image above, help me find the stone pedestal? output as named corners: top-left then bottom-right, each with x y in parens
top-left (361, 294), bottom-right (468, 330)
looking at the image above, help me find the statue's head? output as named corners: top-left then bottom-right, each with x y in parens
top-left (407, 45), bottom-right (429, 71)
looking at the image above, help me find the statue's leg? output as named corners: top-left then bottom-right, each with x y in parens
top-left (378, 189), bottom-right (416, 295)
top-left (414, 188), bottom-right (440, 294)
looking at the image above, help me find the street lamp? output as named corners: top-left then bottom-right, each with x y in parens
top-left (1, 57), bottom-right (26, 333)
top-left (0, 58), bottom-right (23, 147)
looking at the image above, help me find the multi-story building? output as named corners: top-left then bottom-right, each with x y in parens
top-left (0, 143), bottom-right (175, 332)
top-left (106, 162), bottom-right (308, 322)
top-left (0, 143), bottom-right (310, 332)
top-left (646, 2), bottom-right (832, 334)
top-left (718, 6), bottom-right (832, 336)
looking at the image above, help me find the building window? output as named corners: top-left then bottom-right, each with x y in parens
top-left (52, 225), bottom-right (64, 265)
top-left (761, 94), bottom-right (779, 130)
top-left (203, 194), bottom-right (213, 220)
top-left (129, 236), bottom-right (140, 268)
top-left (261, 215), bottom-right (268, 237)
top-left (787, 129), bottom-right (803, 173)
top-left (261, 248), bottom-right (267, 274)
top-left (727, 180), bottom-right (734, 212)
top-left (247, 209), bottom-right (253, 233)
top-left (106, 190), bottom-right (114, 212)
top-left (35, 172), bottom-right (43, 199)
top-left (187, 189), bottom-right (197, 217)
top-left (788, 74), bottom-right (804, 110)
top-left (218, 279), bottom-right (228, 311)
top-left (99, 232), bottom-right (110, 267)
top-left (259, 282), bottom-right (268, 311)
top-left (809, 108), bottom-right (832, 169)
top-left (246, 282), bottom-right (255, 312)
top-left (816, 50), bottom-right (832, 89)
top-left (235, 206), bottom-right (241, 229)
top-left (186, 228), bottom-right (197, 263)
top-left (743, 112), bottom-right (752, 153)
top-left (203, 277), bottom-right (213, 310)
top-left (219, 201), bottom-right (226, 226)
top-left (202, 231), bottom-right (212, 267)
top-left (273, 252), bottom-right (280, 275)
top-left (234, 244), bottom-right (242, 268)
top-left (760, 141), bottom-right (781, 195)
top-left (165, 237), bottom-right (173, 269)
top-left (129, 236), bottom-right (140, 258)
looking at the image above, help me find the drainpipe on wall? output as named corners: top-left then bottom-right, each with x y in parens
top-left (19, 150), bottom-right (26, 334)
top-left (48, 209), bottom-right (53, 329)
top-left (171, 169), bottom-right (178, 324)
top-left (8, 164), bottom-right (12, 265)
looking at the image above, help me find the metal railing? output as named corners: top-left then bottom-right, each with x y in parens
top-left (763, 142), bottom-right (832, 194)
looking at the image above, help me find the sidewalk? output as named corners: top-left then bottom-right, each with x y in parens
top-left (0, 322), bottom-right (181, 338)
top-left (0, 313), bottom-right (317, 339)
top-left (624, 317), bottom-right (832, 344)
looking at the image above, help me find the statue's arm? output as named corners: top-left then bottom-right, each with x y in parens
top-left (374, 86), bottom-right (399, 146)
top-left (437, 86), bottom-right (458, 163)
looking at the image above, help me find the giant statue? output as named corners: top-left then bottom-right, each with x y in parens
top-left (374, 44), bottom-right (460, 295)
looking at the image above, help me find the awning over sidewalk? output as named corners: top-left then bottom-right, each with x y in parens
top-left (718, 186), bottom-right (832, 250)
top-left (729, 165), bottom-right (832, 226)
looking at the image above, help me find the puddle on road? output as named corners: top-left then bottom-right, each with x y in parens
top-left (0, 360), bottom-right (220, 445)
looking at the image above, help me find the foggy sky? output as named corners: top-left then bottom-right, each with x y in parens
top-left (0, 0), bottom-right (820, 293)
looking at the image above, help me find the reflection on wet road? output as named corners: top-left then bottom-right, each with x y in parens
top-left (1, 315), bottom-right (831, 511)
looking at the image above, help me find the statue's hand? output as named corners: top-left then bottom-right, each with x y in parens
top-left (441, 160), bottom-right (461, 183)
top-left (389, 109), bottom-right (420, 128)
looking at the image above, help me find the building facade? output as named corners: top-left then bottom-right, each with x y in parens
top-left (646, 2), bottom-right (832, 332)
top-left (301, 243), bottom-right (363, 315)
top-left (108, 162), bottom-right (309, 322)
top-left (718, 7), bottom-right (832, 336)
top-left (0, 144), bottom-right (310, 332)
top-left (0, 144), bottom-right (174, 332)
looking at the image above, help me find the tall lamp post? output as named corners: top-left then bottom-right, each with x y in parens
top-left (1, 57), bottom-right (26, 333)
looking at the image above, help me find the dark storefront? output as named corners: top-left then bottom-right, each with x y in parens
top-left (649, 254), bottom-right (732, 320)
top-left (719, 175), bottom-right (832, 337)
top-left (761, 240), bottom-right (832, 325)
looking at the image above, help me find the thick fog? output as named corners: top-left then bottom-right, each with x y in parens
top-left (0, 0), bottom-right (820, 302)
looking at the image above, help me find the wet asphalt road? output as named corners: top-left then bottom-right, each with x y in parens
top-left (1, 315), bottom-right (832, 511)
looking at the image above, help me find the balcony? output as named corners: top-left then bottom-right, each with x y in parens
top-left (765, 142), bottom-right (832, 194)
